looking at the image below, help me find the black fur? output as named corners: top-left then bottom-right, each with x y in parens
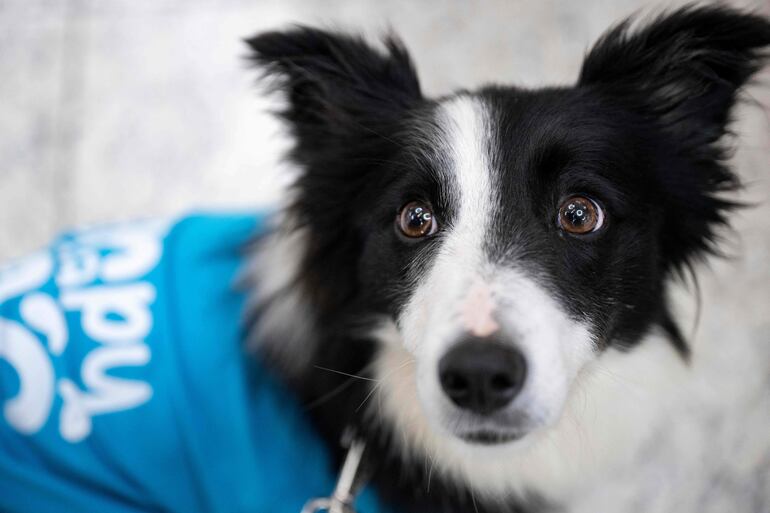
top-left (245, 6), bottom-right (770, 512)
top-left (247, 26), bottom-right (423, 328)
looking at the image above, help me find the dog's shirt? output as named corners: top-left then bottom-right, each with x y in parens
top-left (0, 213), bottom-right (388, 513)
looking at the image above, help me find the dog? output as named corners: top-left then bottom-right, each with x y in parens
top-left (245, 4), bottom-right (770, 512)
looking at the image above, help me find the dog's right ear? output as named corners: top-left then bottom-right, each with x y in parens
top-left (579, 6), bottom-right (770, 274)
top-left (245, 26), bottom-right (422, 152)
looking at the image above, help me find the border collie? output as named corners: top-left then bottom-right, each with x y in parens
top-left (246, 5), bottom-right (770, 512)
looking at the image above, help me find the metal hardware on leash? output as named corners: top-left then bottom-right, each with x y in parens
top-left (301, 430), bottom-right (367, 513)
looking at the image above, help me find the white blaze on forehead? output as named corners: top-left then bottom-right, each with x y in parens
top-left (440, 95), bottom-right (496, 252)
top-left (398, 95), bottom-right (497, 353)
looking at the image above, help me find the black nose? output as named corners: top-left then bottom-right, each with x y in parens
top-left (438, 340), bottom-right (527, 415)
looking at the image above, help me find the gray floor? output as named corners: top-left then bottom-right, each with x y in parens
top-left (2, 0), bottom-right (770, 510)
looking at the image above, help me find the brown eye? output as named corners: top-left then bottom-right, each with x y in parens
top-left (558, 196), bottom-right (604, 235)
top-left (397, 201), bottom-right (438, 238)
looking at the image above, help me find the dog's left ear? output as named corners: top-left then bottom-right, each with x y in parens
top-left (579, 5), bottom-right (770, 272)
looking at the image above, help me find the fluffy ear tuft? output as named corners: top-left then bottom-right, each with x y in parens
top-left (245, 26), bottom-right (421, 149)
top-left (580, 5), bottom-right (770, 137)
top-left (580, 5), bottom-right (770, 271)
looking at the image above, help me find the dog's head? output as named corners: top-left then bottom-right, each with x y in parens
top-left (246, 4), bottom-right (769, 494)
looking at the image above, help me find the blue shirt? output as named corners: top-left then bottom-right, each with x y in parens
top-left (0, 213), bottom-right (389, 513)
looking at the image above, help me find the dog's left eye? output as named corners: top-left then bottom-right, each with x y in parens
top-left (397, 201), bottom-right (438, 238)
top-left (557, 196), bottom-right (604, 235)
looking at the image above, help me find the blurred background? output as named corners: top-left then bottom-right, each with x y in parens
top-left (1, 0), bottom-right (770, 510)
top-left (2, 0), bottom-right (767, 261)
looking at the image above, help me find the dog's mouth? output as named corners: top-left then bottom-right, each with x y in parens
top-left (458, 429), bottom-right (525, 445)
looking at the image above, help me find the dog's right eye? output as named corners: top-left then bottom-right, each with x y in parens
top-left (557, 195), bottom-right (605, 235)
top-left (397, 201), bottom-right (438, 238)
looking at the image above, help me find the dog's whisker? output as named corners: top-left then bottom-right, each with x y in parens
top-left (356, 382), bottom-right (382, 412)
top-left (426, 452), bottom-right (437, 494)
top-left (360, 358), bottom-right (414, 413)
top-left (588, 363), bottom-right (650, 400)
top-left (470, 487), bottom-right (480, 513)
top-left (304, 377), bottom-right (367, 410)
top-left (313, 365), bottom-right (379, 382)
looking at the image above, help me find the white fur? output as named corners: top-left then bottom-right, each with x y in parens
top-left (244, 212), bottom-right (315, 375)
top-left (376, 282), bottom-right (770, 509)
top-left (374, 270), bottom-right (599, 499)
top-left (371, 326), bottom-right (695, 501)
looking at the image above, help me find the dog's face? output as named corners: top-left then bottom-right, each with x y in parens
top-left (384, 91), bottom-right (651, 440)
top-left (247, 5), bottom-right (769, 489)
top-left (355, 90), bottom-right (668, 444)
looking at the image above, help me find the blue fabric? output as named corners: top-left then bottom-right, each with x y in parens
top-left (0, 213), bottom-right (390, 513)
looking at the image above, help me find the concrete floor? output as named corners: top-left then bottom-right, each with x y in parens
top-left (1, 0), bottom-right (770, 511)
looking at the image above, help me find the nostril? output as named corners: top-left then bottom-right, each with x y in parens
top-left (440, 370), bottom-right (471, 404)
top-left (490, 372), bottom-right (513, 392)
top-left (441, 371), bottom-right (470, 396)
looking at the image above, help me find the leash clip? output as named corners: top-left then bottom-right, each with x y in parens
top-left (301, 430), bottom-right (367, 513)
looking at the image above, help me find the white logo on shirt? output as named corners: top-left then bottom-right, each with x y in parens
top-left (0, 221), bottom-right (168, 442)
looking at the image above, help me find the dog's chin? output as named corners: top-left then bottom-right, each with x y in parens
top-left (439, 411), bottom-right (545, 448)
top-left (436, 404), bottom-right (558, 449)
